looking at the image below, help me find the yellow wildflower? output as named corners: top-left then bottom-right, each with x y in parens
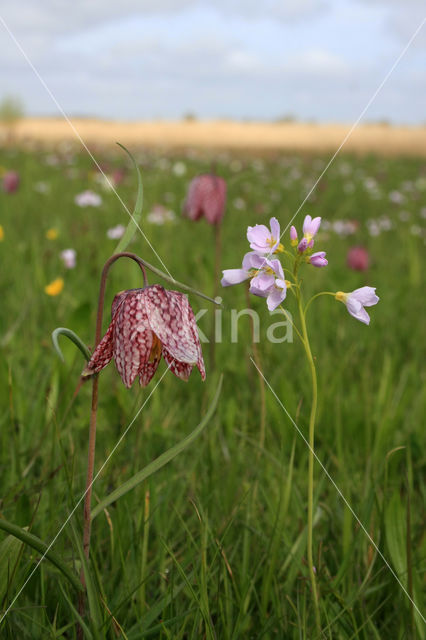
top-left (46, 228), bottom-right (59, 240)
top-left (45, 278), bottom-right (64, 296)
top-left (0, 225), bottom-right (4, 241)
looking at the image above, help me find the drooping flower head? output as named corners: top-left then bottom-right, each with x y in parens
top-left (2, 170), bottom-right (19, 194)
top-left (83, 285), bottom-right (205, 387)
top-left (347, 246), bottom-right (370, 271)
top-left (183, 174), bottom-right (226, 225)
top-left (335, 287), bottom-right (379, 325)
top-left (247, 217), bottom-right (283, 254)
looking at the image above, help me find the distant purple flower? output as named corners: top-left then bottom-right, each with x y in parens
top-left (2, 171), bottom-right (19, 193)
top-left (60, 248), bottom-right (76, 269)
top-left (247, 217), bottom-right (283, 254)
top-left (183, 174), bottom-right (226, 225)
top-left (74, 190), bottom-right (102, 207)
top-left (309, 252), bottom-right (328, 267)
top-left (107, 224), bottom-right (126, 239)
top-left (336, 287), bottom-right (379, 325)
top-left (221, 252), bottom-right (270, 287)
top-left (347, 246), bottom-right (369, 271)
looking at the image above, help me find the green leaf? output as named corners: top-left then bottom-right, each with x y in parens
top-left (384, 491), bottom-right (407, 587)
top-left (0, 531), bottom-right (23, 602)
top-left (0, 518), bottom-right (84, 593)
top-left (51, 327), bottom-right (91, 363)
top-left (92, 375), bottom-right (223, 520)
top-left (113, 143), bottom-right (144, 254)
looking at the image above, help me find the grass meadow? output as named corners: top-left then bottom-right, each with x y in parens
top-left (0, 142), bottom-right (425, 638)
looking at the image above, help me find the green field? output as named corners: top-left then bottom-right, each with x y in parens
top-left (0, 144), bottom-right (425, 638)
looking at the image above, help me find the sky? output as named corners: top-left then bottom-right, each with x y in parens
top-left (0, 0), bottom-right (425, 124)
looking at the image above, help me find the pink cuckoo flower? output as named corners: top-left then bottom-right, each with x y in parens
top-left (249, 259), bottom-right (287, 311)
top-left (335, 287), bottom-right (379, 325)
top-left (247, 217), bottom-right (283, 254)
top-left (83, 285), bottom-right (205, 387)
top-left (221, 251), bottom-right (273, 287)
top-left (302, 215), bottom-right (322, 244)
top-left (309, 251), bottom-right (328, 267)
top-left (183, 174), bottom-right (226, 225)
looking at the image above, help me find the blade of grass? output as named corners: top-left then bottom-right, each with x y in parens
top-left (91, 376), bottom-right (223, 519)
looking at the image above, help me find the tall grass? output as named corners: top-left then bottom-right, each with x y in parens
top-left (0, 145), bottom-right (425, 638)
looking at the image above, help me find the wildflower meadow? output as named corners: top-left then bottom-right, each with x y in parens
top-left (0, 142), bottom-right (425, 639)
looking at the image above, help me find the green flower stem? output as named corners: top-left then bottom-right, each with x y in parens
top-left (296, 287), bottom-right (321, 634)
top-left (304, 291), bottom-right (336, 317)
top-left (278, 305), bottom-right (305, 345)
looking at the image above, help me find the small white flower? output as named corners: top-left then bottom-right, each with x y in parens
top-left (74, 190), bottom-right (102, 207)
top-left (60, 248), bottom-right (76, 269)
top-left (107, 224), bottom-right (126, 239)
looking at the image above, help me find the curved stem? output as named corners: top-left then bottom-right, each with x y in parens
top-left (296, 288), bottom-right (321, 634)
top-left (81, 253), bottom-right (147, 585)
top-left (304, 291), bottom-right (336, 317)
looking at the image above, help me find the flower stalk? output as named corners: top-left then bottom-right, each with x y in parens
top-left (221, 214), bottom-right (379, 631)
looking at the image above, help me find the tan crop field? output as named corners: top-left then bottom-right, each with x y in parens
top-left (7, 117), bottom-right (426, 156)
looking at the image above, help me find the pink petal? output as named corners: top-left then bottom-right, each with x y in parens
top-left (113, 291), bottom-right (153, 388)
top-left (269, 217), bottom-right (280, 242)
top-left (221, 269), bottom-right (249, 286)
top-left (250, 272), bottom-right (275, 291)
top-left (84, 322), bottom-right (115, 374)
top-left (346, 297), bottom-right (370, 324)
top-left (163, 348), bottom-right (194, 381)
top-left (247, 224), bottom-right (270, 250)
top-left (267, 286), bottom-right (286, 311)
top-left (144, 286), bottom-right (202, 367)
top-left (138, 357), bottom-right (161, 387)
top-left (351, 286), bottom-right (379, 307)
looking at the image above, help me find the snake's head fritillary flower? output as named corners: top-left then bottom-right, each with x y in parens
top-left (335, 287), bottom-right (379, 325)
top-left (309, 251), bottom-right (328, 267)
top-left (2, 170), bottom-right (19, 193)
top-left (347, 246), bottom-right (369, 271)
top-left (302, 215), bottom-right (321, 245)
top-left (290, 225), bottom-right (298, 246)
top-left (83, 285), bottom-right (205, 387)
top-left (247, 217), bottom-right (284, 254)
top-left (183, 174), bottom-right (227, 225)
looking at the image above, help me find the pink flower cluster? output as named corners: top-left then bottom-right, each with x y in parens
top-left (221, 215), bottom-right (327, 311)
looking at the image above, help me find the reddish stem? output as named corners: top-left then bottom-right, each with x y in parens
top-left (80, 253), bottom-right (147, 585)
